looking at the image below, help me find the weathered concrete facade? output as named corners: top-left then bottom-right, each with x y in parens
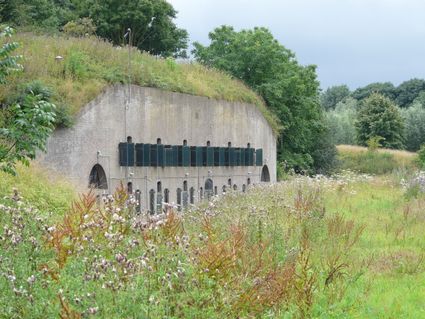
top-left (38, 85), bottom-right (276, 211)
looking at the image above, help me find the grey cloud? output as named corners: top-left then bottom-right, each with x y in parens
top-left (169, 0), bottom-right (425, 89)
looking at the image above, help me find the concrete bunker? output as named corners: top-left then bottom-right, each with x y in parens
top-left (40, 85), bottom-right (277, 211)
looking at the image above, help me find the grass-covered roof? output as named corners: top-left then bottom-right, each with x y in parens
top-left (0, 33), bottom-right (280, 133)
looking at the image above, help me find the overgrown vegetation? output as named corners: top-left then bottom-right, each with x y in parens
top-left (0, 27), bottom-right (57, 175)
top-left (0, 0), bottom-right (188, 58)
top-left (0, 32), bottom-right (279, 133)
top-left (2, 164), bottom-right (425, 317)
top-left (336, 145), bottom-right (417, 175)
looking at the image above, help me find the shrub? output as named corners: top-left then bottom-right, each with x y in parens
top-left (401, 171), bottom-right (425, 198)
top-left (63, 17), bottom-right (96, 37)
top-left (366, 136), bottom-right (384, 151)
top-left (418, 144), bottom-right (425, 168)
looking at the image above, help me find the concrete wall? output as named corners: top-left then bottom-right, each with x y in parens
top-left (38, 85), bottom-right (277, 210)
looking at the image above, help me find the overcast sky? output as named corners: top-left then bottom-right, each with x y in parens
top-left (168, 0), bottom-right (425, 90)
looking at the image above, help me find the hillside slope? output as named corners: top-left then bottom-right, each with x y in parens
top-left (0, 33), bottom-right (280, 133)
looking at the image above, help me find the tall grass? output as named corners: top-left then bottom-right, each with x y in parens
top-left (0, 163), bottom-right (76, 216)
top-left (2, 165), bottom-right (425, 317)
top-left (0, 175), bottom-right (365, 318)
top-left (337, 144), bottom-right (418, 174)
top-left (0, 33), bottom-right (281, 133)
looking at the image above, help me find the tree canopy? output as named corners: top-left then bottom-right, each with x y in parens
top-left (320, 85), bottom-right (351, 110)
top-left (0, 0), bottom-right (188, 57)
top-left (351, 82), bottom-right (396, 101)
top-left (0, 26), bottom-right (56, 175)
top-left (193, 26), bottom-right (335, 173)
top-left (355, 93), bottom-right (404, 149)
top-left (395, 78), bottom-right (425, 108)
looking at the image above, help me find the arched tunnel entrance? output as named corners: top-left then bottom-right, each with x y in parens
top-left (261, 165), bottom-right (270, 182)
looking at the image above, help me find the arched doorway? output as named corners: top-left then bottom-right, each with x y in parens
top-left (88, 164), bottom-right (108, 189)
top-left (164, 189), bottom-right (170, 204)
top-left (149, 189), bottom-right (155, 214)
top-left (177, 188), bottom-right (182, 211)
top-left (190, 187), bottom-right (195, 204)
top-left (261, 165), bottom-right (270, 182)
top-left (205, 178), bottom-right (213, 200)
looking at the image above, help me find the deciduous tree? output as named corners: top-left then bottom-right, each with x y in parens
top-left (193, 26), bottom-right (335, 173)
top-left (395, 78), bottom-right (425, 108)
top-left (78, 0), bottom-right (188, 57)
top-left (0, 27), bottom-right (56, 175)
top-left (355, 93), bottom-right (404, 149)
top-left (320, 85), bottom-right (351, 110)
top-left (352, 82), bottom-right (396, 101)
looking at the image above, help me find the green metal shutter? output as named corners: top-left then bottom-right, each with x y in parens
top-left (248, 148), bottom-right (254, 166)
top-left (135, 143), bottom-right (144, 166)
top-left (119, 143), bottom-right (126, 166)
top-left (241, 148), bottom-right (246, 166)
top-left (196, 147), bottom-right (203, 167)
top-left (214, 147), bottom-right (220, 166)
top-left (157, 144), bottom-right (165, 167)
top-left (229, 147), bottom-right (236, 166)
top-left (165, 147), bottom-right (173, 166)
top-left (256, 149), bottom-right (263, 166)
top-left (150, 144), bottom-right (158, 167)
top-left (183, 146), bottom-right (190, 167)
top-left (172, 146), bottom-right (179, 166)
top-left (235, 148), bottom-right (241, 166)
top-left (128, 144), bottom-right (134, 166)
top-left (118, 143), bottom-right (134, 166)
top-left (190, 146), bottom-right (196, 167)
top-left (207, 147), bottom-right (214, 166)
top-left (219, 147), bottom-right (225, 166)
top-left (224, 147), bottom-right (230, 166)
top-left (143, 144), bottom-right (151, 166)
top-left (201, 147), bottom-right (207, 166)
top-left (177, 146), bottom-right (183, 166)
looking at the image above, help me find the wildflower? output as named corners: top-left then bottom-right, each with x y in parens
top-left (46, 226), bottom-right (56, 233)
top-left (27, 275), bottom-right (36, 285)
top-left (87, 307), bottom-right (98, 314)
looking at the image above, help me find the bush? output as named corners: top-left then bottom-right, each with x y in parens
top-left (418, 145), bottom-right (425, 168)
top-left (63, 17), bottom-right (96, 37)
top-left (401, 170), bottom-right (425, 198)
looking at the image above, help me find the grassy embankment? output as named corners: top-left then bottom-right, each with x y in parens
top-left (1, 155), bottom-right (425, 317)
top-left (0, 33), bottom-right (280, 133)
top-left (0, 164), bottom-right (76, 216)
top-left (337, 144), bottom-right (418, 174)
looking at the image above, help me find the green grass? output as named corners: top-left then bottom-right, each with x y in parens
top-left (1, 165), bottom-right (425, 317)
top-left (324, 176), bottom-right (425, 318)
top-left (0, 32), bottom-right (281, 133)
top-left (0, 163), bottom-right (76, 216)
top-left (337, 144), bottom-right (418, 174)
